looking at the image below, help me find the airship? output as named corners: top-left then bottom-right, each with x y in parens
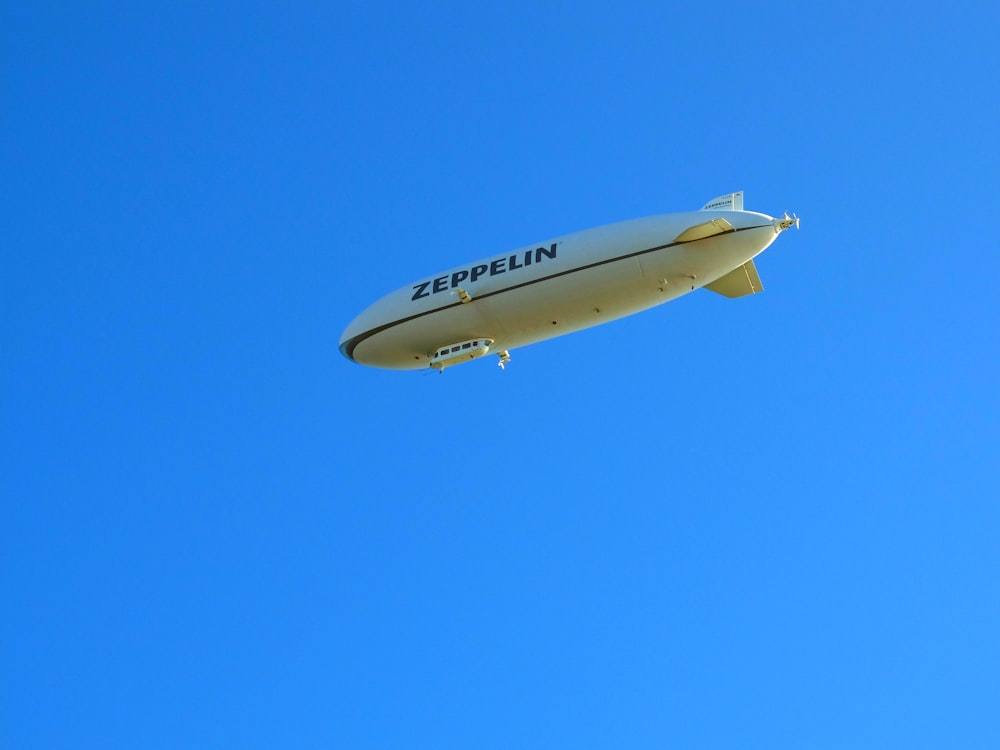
top-left (340, 192), bottom-right (798, 371)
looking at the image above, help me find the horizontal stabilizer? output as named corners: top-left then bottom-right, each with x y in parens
top-left (673, 217), bottom-right (735, 244)
top-left (704, 261), bottom-right (763, 298)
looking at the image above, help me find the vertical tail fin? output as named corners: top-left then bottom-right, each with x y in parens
top-left (700, 192), bottom-right (744, 211)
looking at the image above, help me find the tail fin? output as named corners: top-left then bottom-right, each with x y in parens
top-left (701, 192), bottom-right (744, 211)
top-left (704, 260), bottom-right (763, 298)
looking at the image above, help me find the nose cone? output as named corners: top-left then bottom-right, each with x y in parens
top-left (340, 309), bottom-right (374, 364)
top-left (339, 286), bottom-right (428, 370)
top-left (339, 296), bottom-right (383, 364)
top-left (338, 333), bottom-right (355, 362)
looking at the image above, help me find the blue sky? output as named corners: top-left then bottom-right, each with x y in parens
top-left (3, 2), bottom-right (999, 748)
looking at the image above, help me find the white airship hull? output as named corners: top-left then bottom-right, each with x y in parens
top-left (340, 195), bottom-right (796, 371)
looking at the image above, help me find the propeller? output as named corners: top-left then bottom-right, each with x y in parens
top-left (776, 212), bottom-right (800, 231)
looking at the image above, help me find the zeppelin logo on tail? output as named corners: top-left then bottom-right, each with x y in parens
top-left (411, 244), bottom-right (558, 301)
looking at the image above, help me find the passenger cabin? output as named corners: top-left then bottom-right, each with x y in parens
top-left (429, 338), bottom-right (493, 370)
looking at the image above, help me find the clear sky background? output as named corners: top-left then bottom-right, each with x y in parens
top-left (3, 2), bottom-right (999, 748)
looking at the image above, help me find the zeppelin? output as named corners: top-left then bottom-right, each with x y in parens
top-left (340, 192), bottom-right (799, 371)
